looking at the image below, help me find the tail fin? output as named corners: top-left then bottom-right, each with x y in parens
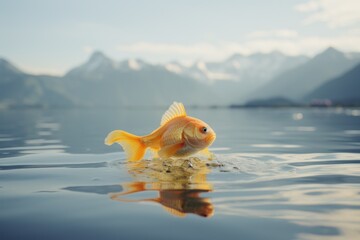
top-left (105, 130), bottom-right (147, 161)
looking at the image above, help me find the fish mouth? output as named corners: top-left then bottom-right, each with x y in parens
top-left (206, 134), bottom-right (216, 144)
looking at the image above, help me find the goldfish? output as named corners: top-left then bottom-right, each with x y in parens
top-left (105, 102), bottom-right (216, 161)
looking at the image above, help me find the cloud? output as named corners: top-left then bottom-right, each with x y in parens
top-left (239, 34), bottom-right (360, 55)
top-left (295, 0), bottom-right (360, 28)
top-left (115, 29), bottom-right (360, 62)
top-left (116, 42), bottom-right (222, 59)
top-left (247, 29), bottom-right (299, 39)
top-left (18, 65), bottom-right (63, 76)
top-left (116, 30), bottom-right (300, 62)
top-left (82, 46), bottom-right (94, 54)
top-left (295, 0), bottom-right (320, 12)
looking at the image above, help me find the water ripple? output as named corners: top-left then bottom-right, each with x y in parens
top-left (0, 151), bottom-right (359, 239)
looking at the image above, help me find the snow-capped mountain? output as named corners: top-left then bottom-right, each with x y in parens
top-left (180, 51), bottom-right (308, 85)
top-left (163, 51), bottom-right (309, 102)
top-left (60, 52), bottom-right (216, 107)
top-left (65, 51), bottom-right (117, 77)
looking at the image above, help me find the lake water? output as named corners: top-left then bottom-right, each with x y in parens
top-left (1, 107), bottom-right (360, 240)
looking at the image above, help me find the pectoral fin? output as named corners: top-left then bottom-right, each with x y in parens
top-left (199, 148), bottom-right (215, 160)
top-left (158, 142), bottom-right (185, 158)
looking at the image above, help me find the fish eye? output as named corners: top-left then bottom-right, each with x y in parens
top-left (201, 127), bottom-right (207, 133)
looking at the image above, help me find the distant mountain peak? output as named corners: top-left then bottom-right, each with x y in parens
top-left (82, 51), bottom-right (115, 72)
top-left (88, 51), bottom-right (110, 62)
top-left (325, 46), bottom-right (339, 52)
top-left (0, 58), bottom-right (22, 74)
top-left (0, 58), bottom-right (13, 67)
top-left (64, 51), bottom-right (116, 76)
top-left (319, 47), bottom-right (343, 57)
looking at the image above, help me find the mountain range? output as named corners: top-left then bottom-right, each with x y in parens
top-left (305, 62), bottom-right (360, 105)
top-left (0, 59), bottom-right (72, 108)
top-left (0, 47), bottom-right (359, 108)
top-left (165, 51), bottom-right (309, 103)
top-left (251, 47), bottom-right (360, 102)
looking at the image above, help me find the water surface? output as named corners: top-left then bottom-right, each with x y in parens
top-left (1, 107), bottom-right (360, 239)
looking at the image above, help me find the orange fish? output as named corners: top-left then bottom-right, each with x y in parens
top-left (105, 102), bottom-right (216, 161)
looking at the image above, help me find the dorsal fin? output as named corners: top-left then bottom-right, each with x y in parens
top-left (162, 206), bottom-right (186, 218)
top-left (160, 102), bottom-right (187, 126)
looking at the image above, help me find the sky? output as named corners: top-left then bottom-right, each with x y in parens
top-left (1, 0), bottom-right (360, 75)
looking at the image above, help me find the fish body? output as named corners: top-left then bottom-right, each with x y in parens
top-left (105, 102), bottom-right (216, 161)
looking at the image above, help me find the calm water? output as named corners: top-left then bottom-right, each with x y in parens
top-left (1, 107), bottom-right (360, 240)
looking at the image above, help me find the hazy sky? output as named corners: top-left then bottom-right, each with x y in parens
top-left (1, 0), bottom-right (360, 75)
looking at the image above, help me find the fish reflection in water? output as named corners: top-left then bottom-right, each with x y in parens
top-left (110, 157), bottom-right (214, 218)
